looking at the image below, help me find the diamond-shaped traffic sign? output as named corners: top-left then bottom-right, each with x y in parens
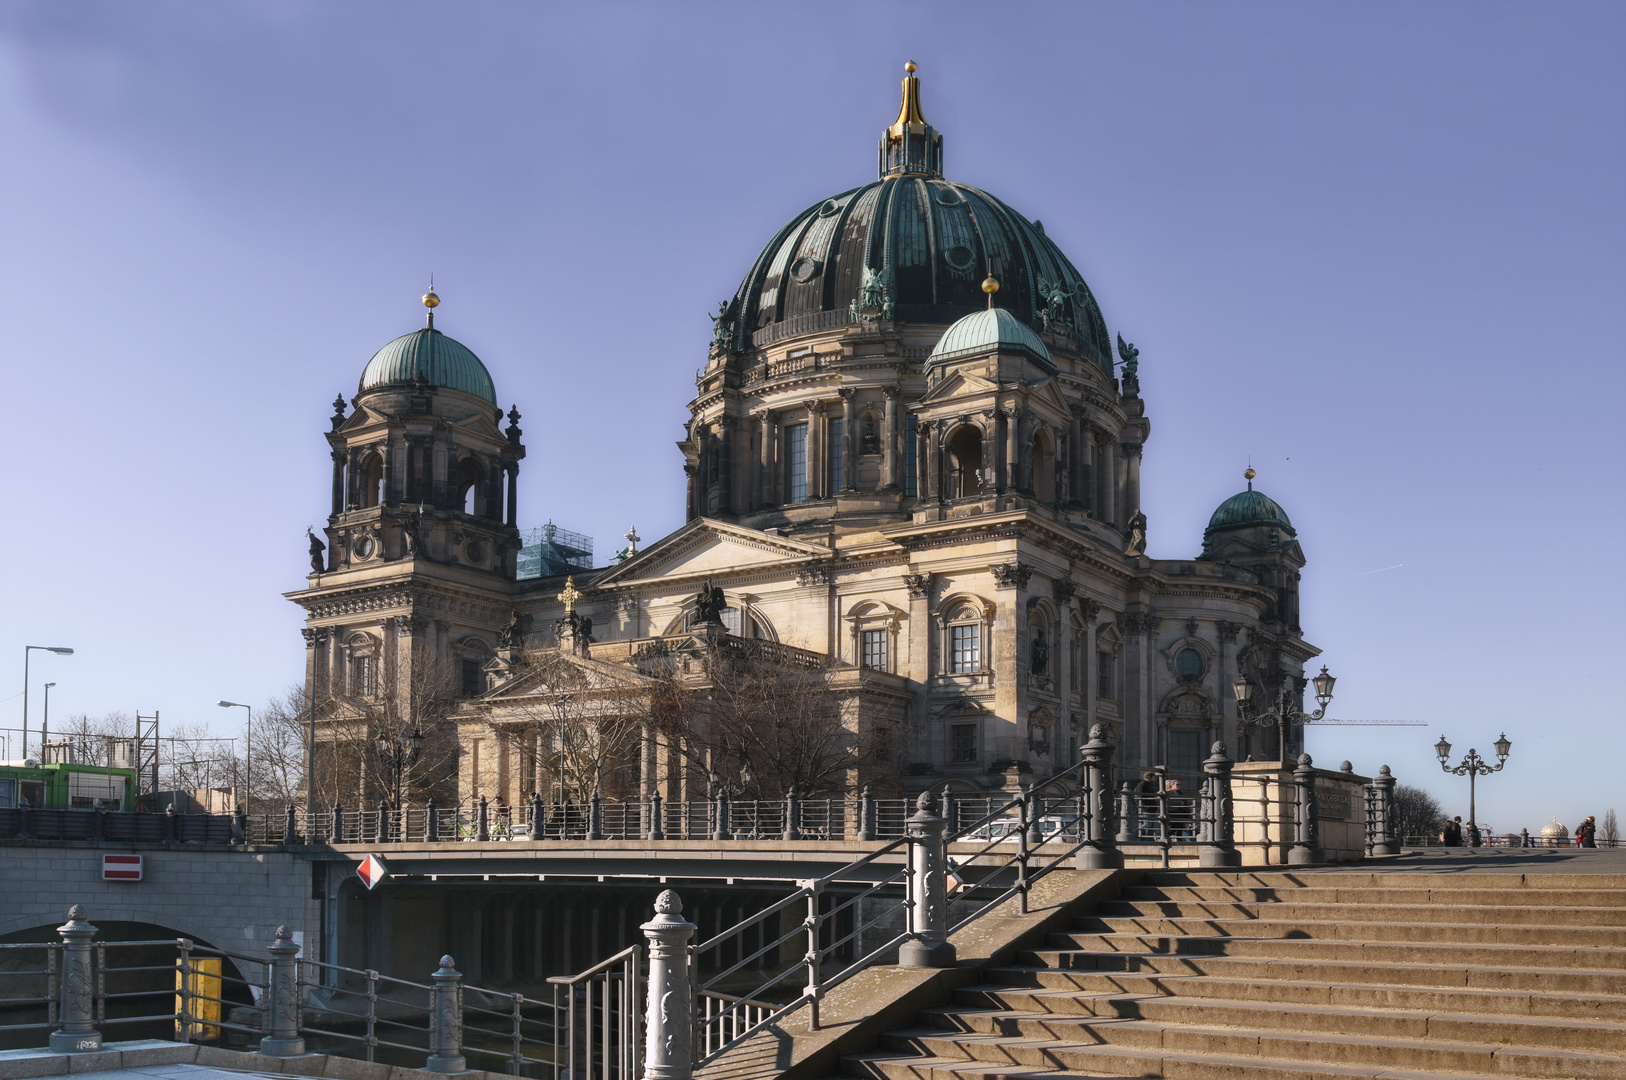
top-left (356, 854), bottom-right (389, 890)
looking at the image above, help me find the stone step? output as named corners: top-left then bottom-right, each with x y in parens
top-left (1102, 897), bottom-right (1626, 925)
top-left (840, 1048), bottom-right (1523, 1080)
top-left (1123, 884), bottom-right (1626, 908)
top-left (1140, 871), bottom-right (1626, 890)
top-left (1029, 933), bottom-right (1626, 969)
top-left (923, 996), bottom-right (1626, 1054)
top-left (876, 1022), bottom-right (1626, 1079)
top-left (957, 972), bottom-right (1626, 1023)
top-left (999, 949), bottom-right (1626, 994)
top-left (1068, 915), bottom-right (1626, 946)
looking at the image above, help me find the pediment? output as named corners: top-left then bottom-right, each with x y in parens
top-left (483, 649), bottom-right (654, 700)
top-left (917, 370), bottom-right (997, 405)
top-left (592, 518), bottom-right (831, 588)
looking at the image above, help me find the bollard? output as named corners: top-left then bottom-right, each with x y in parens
top-left (330, 803), bottom-right (343, 844)
top-left (1076, 725), bottom-right (1123, 869)
top-left (640, 891), bottom-right (695, 1080)
top-left (940, 790), bottom-right (956, 839)
top-left (376, 800), bottom-right (390, 844)
top-left (425, 955), bottom-right (466, 1073)
top-left (584, 791), bottom-right (603, 841)
top-left (857, 785), bottom-right (876, 841)
top-left (477, 796), bottom-right (490, 842)
top-left (1025, 787), bottom-right (1045, 847)
top-left (782, 786), bottom-right (801, 841)
top-left (900, 792), bottom-right (955, 968)
top-left (1288, 753), bottom-right (1324, 865)
top-left (1115, 782), bottom-right (1137, 845)
top-left (647, 790), bottom-right (664, 841)
top-left (259, 926), bottom-right (304, 1056)
top-left (425, 797), bottom-right (439, 842)
top-left (528, 793), bottom-right (543, 841)
top-left (1199, 741), bottom-right (1241, 867)
top-left (49, 906), bottom-right (102, 1052)
top-left (712, 789), bottom-right (732, 841)
top-left (1370, 765), bottom-right (1399, 855)
top-left (284, 804), bottom-right (299, 846)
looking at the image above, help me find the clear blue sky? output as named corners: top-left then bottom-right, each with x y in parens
top-left (1, 2), bottom-right (1621, 834)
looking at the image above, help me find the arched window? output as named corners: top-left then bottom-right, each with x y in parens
top-left (457, 458), bottom-right (482, 515)
top-left (946, 426), bottom-right (983, 499)
top-left (359, 454), bottom-right (384, 509)
top-left (946, 601), bottom-right (985, 674)
top-left (1032, 429), bottom-right (1056, 503)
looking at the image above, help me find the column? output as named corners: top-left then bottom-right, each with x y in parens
top-left (505, 465), bottom-right (518, 527)
top-left (918, 419), bottom-right (935, 502)
top-left (683, 463), bottom-right (698, 521)
top-left (1124, 443), bottom-right (1142, 517)
top-left (330, 452), bottom-right (345, 516)
top-left (838, 388), bottom-right (856, 492)
top-left (1005, 408), bottom-right (1020, 493)
top-left (717, 420), bottom-right (734, 516)
top-left (1055, 597), bottom-right (1072, 764)
top-left (806, 403), bottom-right (822, 500)
top-left (981, 411), bottom-right (999, 495)
top-left (757, 414), bottom-right (773, 509)
top-left (883, 387), bottom-right (899, 489)
top-left (1080, 431), bottom-right (1095, 515)
top-left (1100, 439), bottom-right (1116, 526)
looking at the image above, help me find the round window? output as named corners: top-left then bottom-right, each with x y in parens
top-left (789, 257), bottom-right (822, 283)
top-left (1176, 648), bottom-right (1203, 679)
top-left (933, 187), bottom-right (961, 207)
top-left (464, 542), bottom-right (485, 564)
top-left (818, 199), bottom-right (841, 218)
top-left (353, 536), bottom-right (375, 560)
top-left (945, 245), bottom-right (975, 271)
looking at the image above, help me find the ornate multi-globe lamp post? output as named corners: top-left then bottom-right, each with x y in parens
top-left (1434, 732), bottom-right (1511, 847)
top-left (374, 727), bottom-right (425, 813)
top-left (1233, 665), bottom-right (1337, 764)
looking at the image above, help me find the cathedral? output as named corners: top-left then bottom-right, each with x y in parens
top-left (288, 65), bottom-right (1321, 807)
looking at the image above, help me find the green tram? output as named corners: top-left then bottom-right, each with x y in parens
top-left (0, 762), bottom-right (137, 812)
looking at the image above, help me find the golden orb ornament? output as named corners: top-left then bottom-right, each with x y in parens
top-left (1244, 467), bottom-right (1256, 482)
top-left (981, 275), bottom-right (1000, 295)
top-left (422, 289), bottom-right (440, 309)
top-left (904, 61), bottom-right (917, 74)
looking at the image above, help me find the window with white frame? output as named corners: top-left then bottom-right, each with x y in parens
top-left (861, 629), bottom-right (889, 670)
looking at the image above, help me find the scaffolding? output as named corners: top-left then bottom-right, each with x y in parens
top-left (516, 520), bottom-right (593, 580)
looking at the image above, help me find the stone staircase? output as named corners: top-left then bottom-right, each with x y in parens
top-left (840, 871), bottom-right (1626, 1080)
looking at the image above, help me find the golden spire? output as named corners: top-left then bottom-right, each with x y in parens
top-left (888, 61), bottom-right (927, 138)
top-left (423, 279), bottom-right (439, 329)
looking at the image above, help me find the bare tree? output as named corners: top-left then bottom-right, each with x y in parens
top-left (1392, 784), bottom-right (1446, 843)
top-left (1603, 808), bottom-right (1619, 847)
top-left (312, 652), bottom-right (463, 811)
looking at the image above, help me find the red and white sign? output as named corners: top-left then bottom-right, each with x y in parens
top-left (102, 854), bottom-right (143, 881)
top-left (356, 854), bottom-right (389, 890)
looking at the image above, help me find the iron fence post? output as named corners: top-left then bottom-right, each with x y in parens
top-left (857, 784), bottom-right (875, 841)
top-left (49, 906), bottom-right (102, 1052)
top-left (782, 787), bottom-right (802, 841)
top-left (231, 809), bottom-right (245, 845)
top-left (527, 793), bottom-right (543, 840)
top-left (1076, 724), bottom-right (1122, 869)
top-left (425, 955), bottom-right (466, 1073)
top-left (640, 891), bottom-right (695, 1080)
top-left (260, 925), bottom-right (305, 1056)
top-left (17, 797), bottom-right (32, 839)
top-left (711, 790), bottom-right (732, 841)
top-left (803, 880), bottom-right (823, 1031)
top-left (900, 792), bottom-right (955, 967)
top-left (478, 796), bottom-right (490, 842)
top-left (587, 792), bottom-right (605, 841)
top-left (285, 804), bottom-right (299, 846)
top-left (426, 797), bottom-right (440, 842)
top-left (1199, 741), bottom-right (1241, 867)
top-left (1289, 753), bottom-right (1324, 865)
top-left (331, 803), bottom-right (343, 844)
top-left (375, 800), bottom-right (389, 844)
top-left (647, 790), bottom-right (664, 841)
top-left (1115, 782), bottom-right (1136, 845)
top-left (1370, 764), bottom-right (1399, 855)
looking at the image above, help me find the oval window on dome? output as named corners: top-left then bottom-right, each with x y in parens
top-left (789, 257), bottom-right (823, 284)
top-left (933, 187), bottom-right (961, 207)
top-left (945, 245), bottom-right (975, 271)
top-left (1176, 648), bottom-right (1204, 680)
top-left (818, 200), bottom-right (842, 218)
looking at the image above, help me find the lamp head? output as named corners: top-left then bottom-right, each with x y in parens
top-left (374, 734), bottom-right (391, 758)
top-left (44, 682), bottom-right (55, 690)
top-left (1435, 735), bottom-right (1452, 762)
top-left (1494, 732), bottom-right (1511, 760)
top-left (1312, 665), bottom-right (1335, 706)
top-left (216, 700), bottom-right (247, 709)
top-left (48, 647), bottom-right (73, 656)
top-left (407, 728), bottom-right (425, 754)
top-left (1232, 672), bottom-right (1253, 706)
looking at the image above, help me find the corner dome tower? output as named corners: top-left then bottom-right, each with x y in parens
top-left (710, 64), bottom-right (1114, 372)
top-left (1205, 469), bottom-right (1296, 538)
top-left (358, 290), bottom-right (497, 404)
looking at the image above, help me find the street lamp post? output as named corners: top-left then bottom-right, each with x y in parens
top-left (1234, 665), bottom-right (1337, 764)
top-left (217, 701), bottom-right (252, 818)
top-left (1435, 733), bottom-right (1511, 847)
top-left (22, 646), bottom-right (74, 761)
top-left (374, 728), bottom-right (425, 813)
top-left (42, 684), bottom-right (55, 761)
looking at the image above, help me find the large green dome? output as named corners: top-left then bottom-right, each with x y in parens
top-left (359, 327), bottom-right (496, 405)
top-left (1206, 487), bottom-right (1296, 535)
top-left (929, 307), bottom-right (1053, 371)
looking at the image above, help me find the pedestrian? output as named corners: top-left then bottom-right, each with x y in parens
top-left (1440, 817), bottom-right (1463, 846)
top-left (1577, 816), bottom-right (1597, 848)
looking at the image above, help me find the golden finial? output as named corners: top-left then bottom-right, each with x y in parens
top-left (1244, 466), bottom-right (1256, 490)
top-left (890, 62), bottom-right (927, 133)
top-left (982, 274), bottom-right (999, 309)
top-left (556, 575), bottom-right (580, 616)
top-left (904, 61), bottom-right (916, 74)
top-left (423, 280), bottom-right (439, 328)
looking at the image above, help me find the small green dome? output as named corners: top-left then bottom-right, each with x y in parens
top-left (928, 307), bottom-right (1054, 371)
top-left (1206, 488), bottom-right (1295, 535)
top-left (359, 328), bottom-right (496, 404)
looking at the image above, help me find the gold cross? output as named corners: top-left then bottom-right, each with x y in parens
top-left (556, 576), bottom-right (580, 615)
top-left (624, 527), bottom-right (640, 554)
